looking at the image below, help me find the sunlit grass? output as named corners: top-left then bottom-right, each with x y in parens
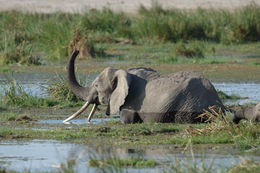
top-left (0, 4), bottom-right (259, 64)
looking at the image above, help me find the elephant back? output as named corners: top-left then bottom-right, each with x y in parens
top-left (141, 71), bottom-right (225, 123)
top-left (127, 67), bottom-right (161, 81)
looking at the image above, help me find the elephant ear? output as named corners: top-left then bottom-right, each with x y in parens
top-left (110, 70), bottom-right (131, 114)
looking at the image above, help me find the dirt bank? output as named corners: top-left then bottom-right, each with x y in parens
top-left (0, 0), bottom-right (259, 13)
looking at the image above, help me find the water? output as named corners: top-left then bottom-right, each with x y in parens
top-left (36, 117), bottom-right (119, 125)
top-left (0, 140), bottom-right (259, 172)
top-left (213, 83), bottom-right (260, 105)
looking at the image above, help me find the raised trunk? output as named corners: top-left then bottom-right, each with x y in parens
top-left (67, 50), bottom-right (88, 100)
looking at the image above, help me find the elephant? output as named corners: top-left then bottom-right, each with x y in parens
top-left (233, 103), bottom-right (260, 124)
top-left (63, 50), bottom-right (225, 124)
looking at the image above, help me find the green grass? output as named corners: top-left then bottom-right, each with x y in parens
top-left (0, 4), bottom-right (260, 64)
top-left (0, 112), bottom-right (259, 148)
top-left (47, 74), bottom-right (82, 103)
top-left (227, 159), bottom-right (260, 173)
top-left (1, 79), bottom-right (58, 108)
top-left (89, 157), bottom-right (157, 168)
top-left (0, 78), bottom-right (83, 108)
top-left (0, 112), bottom-right (18, 121)
top-left (217, 90), bottom-right (245, 100)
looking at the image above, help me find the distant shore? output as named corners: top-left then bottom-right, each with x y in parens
top-left (0, 0), bottom-right (259, 13)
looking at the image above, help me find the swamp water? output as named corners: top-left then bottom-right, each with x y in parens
top-left (1, 139), bottom-right (260, 172)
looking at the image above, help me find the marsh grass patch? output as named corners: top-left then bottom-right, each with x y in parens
top-left (174, 41), bottom-right (205, 58)
top-left (227, 159), bottom-right (260, 173)
top-left (89, 157), bottom-right (157, 168)
top-left (188, 106), bottom-right (260, 149)
top-left (47, 74), bottom-right (81, 103)
top-left (217, 90), bottom-right (246, 101)
top-left (0, 5), bottom-right (260, 64)
top-left (1, 79), bottom-right (58, 108)
top-left (0, 112), bottom-right (18, 121)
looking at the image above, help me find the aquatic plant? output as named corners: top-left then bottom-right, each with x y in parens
top-left (89, 157), bottom-right (157, 168)
top-left (227, 159), bottom-right (260, 173)
top-left (190, 106), bottom-right (260, 149)
top-left (1, 79), bottom-right (58, 108)
top-left (47, 74), bottom-right (84, 104)
top-left (217, 90), bottom-right (245, 100)
top-left (47, 75), bottom-right (79, 102)
top-left (0, 112), bottom-right (18, 121)
top-left (174, 41), bottom-right (205, 58)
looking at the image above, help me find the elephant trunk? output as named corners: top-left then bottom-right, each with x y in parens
top-left (64, 50), bottom-right (98, 123)
top-left (67, 50), bottom-right (89, 100)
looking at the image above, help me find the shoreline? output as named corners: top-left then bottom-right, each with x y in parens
top-left (0, 0), bottom-right (259, 13)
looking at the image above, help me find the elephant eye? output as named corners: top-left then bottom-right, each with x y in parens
top-left (94, 84), bottom-right (98, 88)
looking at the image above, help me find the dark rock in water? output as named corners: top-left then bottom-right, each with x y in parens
top-left (15, 114), bottom-right (32, 121)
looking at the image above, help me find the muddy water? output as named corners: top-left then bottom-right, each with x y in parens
top-left (0, 140), bottom-right (259, 172)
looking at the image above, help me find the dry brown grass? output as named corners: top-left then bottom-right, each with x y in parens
top-left (185, 106), bottom-right (234, 136)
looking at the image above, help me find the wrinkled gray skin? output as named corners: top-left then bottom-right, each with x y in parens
top-left (233, 103), bottom-right (260, 123)
top-left (66, 50), bottom-right (225, 124)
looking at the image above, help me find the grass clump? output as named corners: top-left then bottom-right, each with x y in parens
top-left (0, 31), bottom-right (41, 65)
top-left (89, 157), bottom-right (157, 168)
top-left (1, 79), bottom-right (58, 108)
top-left (68, 29), bottom-right (106, 58)
top-left (227, 159), bottom-right (260, 173)
top-left (0, 112), bottom-right (18, 121)
top-left (47, 75), bottom-right (86, 107)
top-left (166, 145), bottom-right (216, 173)
top-left (174, 41), bottom-right (205, 58)
top-left (217, 90), bottom-right (244, 100)
top-left (1, 76), bottom-right (83, 108)
top-left (47, 75), bottom-right (81, 103)
top-left (189, 106), bottom-right (260, 149)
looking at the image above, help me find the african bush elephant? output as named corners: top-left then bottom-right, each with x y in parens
top-left (63, 50), bottom-right (225, 124)
top-left (233, 103), bottom-right (260, 123)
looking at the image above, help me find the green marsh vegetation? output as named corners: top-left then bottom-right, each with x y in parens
top-left (0, 3), bottom-right (259, 65)
top-left (0, 75), bottom-right (85, 109)
top-left (0, 108), bottom-right (259, 149)
top-left (1, 78), bottom-right (58, 108)
top-left (89, 157), bottom-right (157, 168)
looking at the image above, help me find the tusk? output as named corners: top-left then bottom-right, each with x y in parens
top-left (63, 101), bottom-right (90, 123)
top-left (88, 104), bottom-right (97, 122)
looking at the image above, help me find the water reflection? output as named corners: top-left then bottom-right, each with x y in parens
top-left (36, 118), bottom-right (119, 125)
top-left (0, 140), bottom-right (259, 172)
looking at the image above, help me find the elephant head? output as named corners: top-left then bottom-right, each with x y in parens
top-left (63, 50), bottom-right (131, 123)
